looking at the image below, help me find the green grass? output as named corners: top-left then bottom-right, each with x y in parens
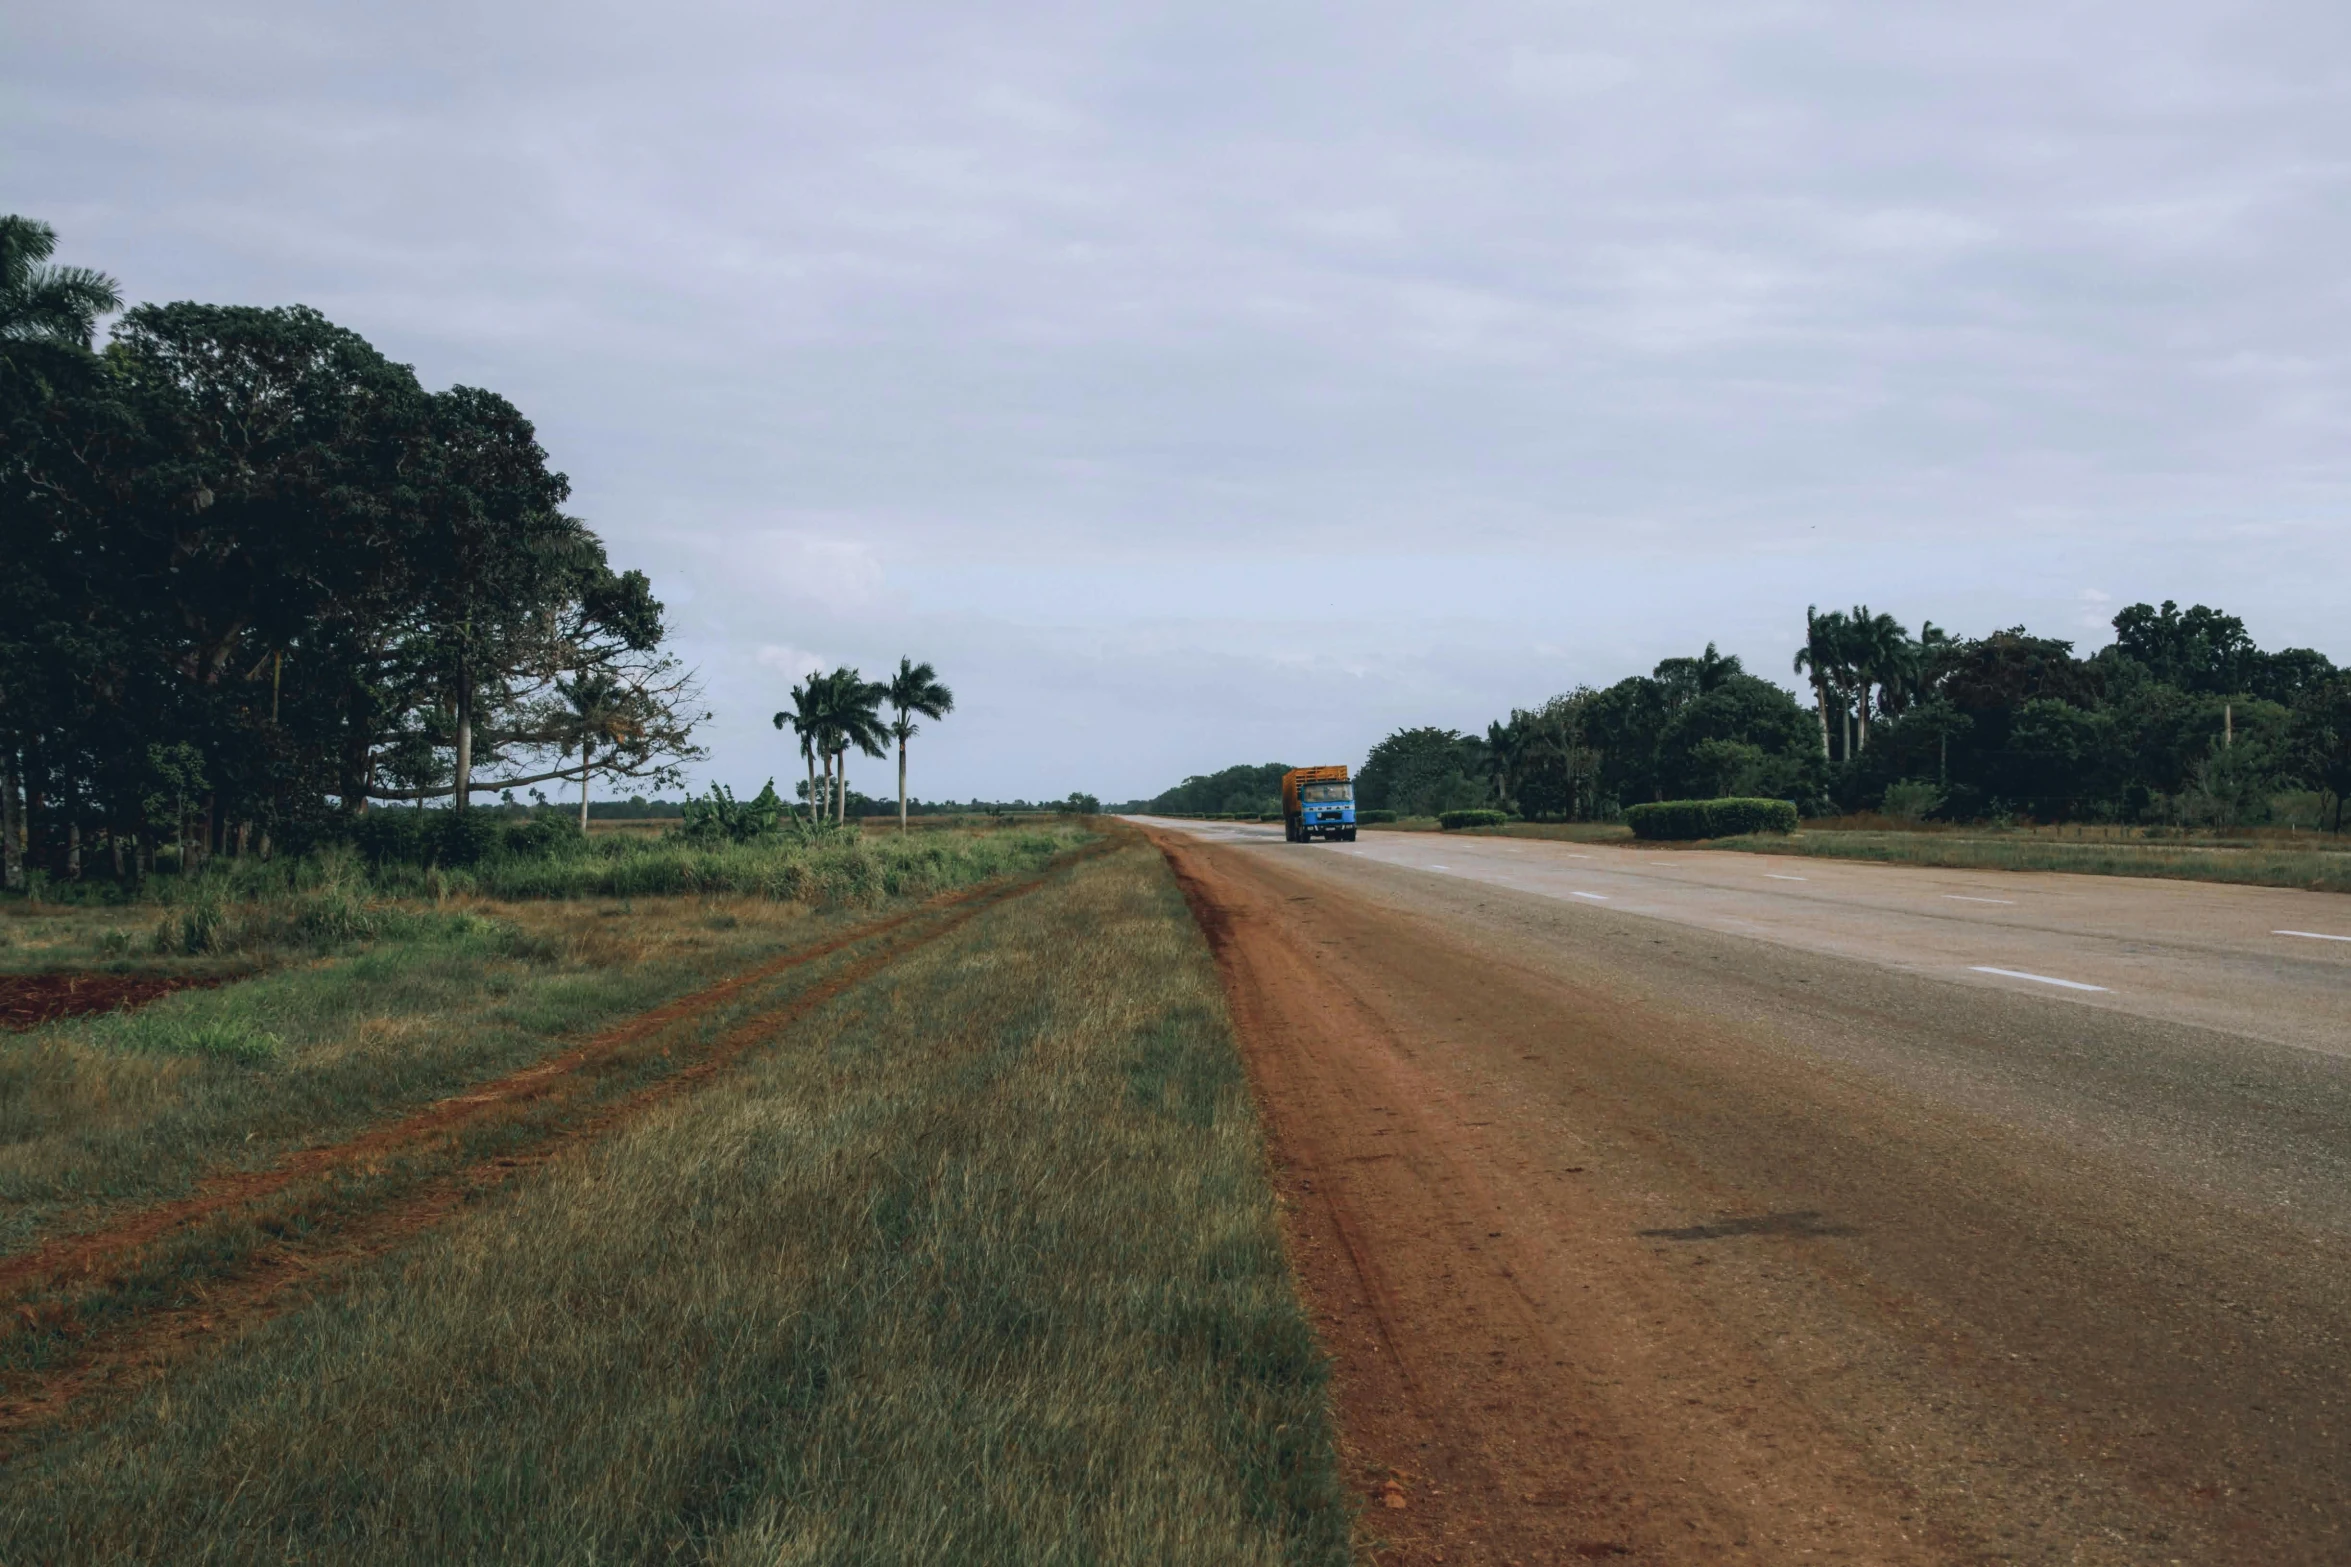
top-left (5, 821), bottom-right (1085, 912)
top-left (0, 829), bottom-right (1083, 1255)
top-left (1366, 815), bottom-right (2351, 890)
top-left (0, 838), bottom-right (1351, 1564)
top-left (1708, 828), bottom-right (2351, 892)
top-left (1366, 817), bottom-right (1631, 844)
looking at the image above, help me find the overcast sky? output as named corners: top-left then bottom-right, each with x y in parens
top-left (10, 1), bottom-right (2349, 801)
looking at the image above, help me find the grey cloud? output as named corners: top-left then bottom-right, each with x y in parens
top-left (9, 0), bottom-right (2348, 798)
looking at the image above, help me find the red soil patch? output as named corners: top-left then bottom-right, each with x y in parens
top-left (0, 972), bottom-right (225, 1032)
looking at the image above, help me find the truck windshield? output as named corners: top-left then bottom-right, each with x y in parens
top-left (1300, 783), bottom-right (1353, 803)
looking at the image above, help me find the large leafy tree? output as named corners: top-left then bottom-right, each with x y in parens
top-left (1356, 727), bottom-right (1484, 817)
top-left (883, 657), bottom-right (954, 831)
top-left (0, 220), bottom-right (700, 881)
top-left (2292, 678), bottom-right (2351, 831)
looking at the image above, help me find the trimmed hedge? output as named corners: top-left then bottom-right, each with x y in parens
top-left (1355, 809), bottom-right (1398, 825)
top-left (1438, 809), bottom-right (1512, 831)
top-left (1625, 797), bottom-right (1799, 840)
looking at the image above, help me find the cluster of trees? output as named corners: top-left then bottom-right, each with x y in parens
top-left (1142, 763), bottom-right (1291, 818)
top-left (772, 658), bottom-right (954, 828)
top-left (1379, 601), bottom-right (2350, 827)
top-left (1352, 643), bottom-right (1821, 818)
top-left (1, 217), bottom-right (707, 887)
top-left (1826, 603), bottom-right (2350, 827)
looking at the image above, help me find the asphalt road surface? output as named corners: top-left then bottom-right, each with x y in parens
top-left (1134, 818), bottom-right (2351, 1566)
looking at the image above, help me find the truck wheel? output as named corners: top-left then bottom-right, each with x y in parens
top-left (1341, 828), bottom-right (1357, 842)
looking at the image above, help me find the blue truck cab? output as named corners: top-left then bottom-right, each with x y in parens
top-left (1281, 765), bottom-right (1357, 843)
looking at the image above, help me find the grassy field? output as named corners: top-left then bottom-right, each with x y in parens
top-left (0, 829), bottom-right (1082, 1249)
top-left (0, 830), bottom-right (1350, 1562)
top-left (1366, 816), bottom-right (2351, 891)
top-left (1711, 827), bottom-right (2351, 892)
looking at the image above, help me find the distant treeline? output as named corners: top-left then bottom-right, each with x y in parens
top-left (1149, 602), bottom-right (2351, 829)
top-left (1, 217), bottom-right (702, 889)
top-left (1380, 602), bottom-right (2350, 827)
top-left (1139, 764), bottom-right (1291, 819)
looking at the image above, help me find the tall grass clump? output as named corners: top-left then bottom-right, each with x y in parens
top-left (0, 842), bottom-right (1352, 1564)
top-left (456, 823), bottom-right (1081, 903)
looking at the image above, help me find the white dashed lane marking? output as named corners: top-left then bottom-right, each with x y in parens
top-left (1571, 891), bottom-right (1609, 902)
top-left (2276, 930), bottom-right (2351, 943)
top-left (1946, 895), bottom-right (2016, 905)
top-left (1765, 874), bottom-right (1807, 882)
top-left (1971, 966), bottom-right (2109, 993)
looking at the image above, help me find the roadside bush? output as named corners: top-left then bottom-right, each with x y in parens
top-left (1438, 809), bottom-right (1511, 830)
top-left (1355, 809), bottom-right (1398, 825)
top-left (1625, 797), bottom-right (1799, 840)
top-left (677, 781), bottom-right (787, 845)
top-left (348, 809), bottom-right (585, 868)
top-left (1879, 780), bottom-right (1944, 821)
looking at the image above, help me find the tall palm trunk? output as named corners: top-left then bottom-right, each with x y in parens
top-left (805, 747), bottom-right (818, 824)
top-left (578, 740), bottom-right (591, 832)
top-left (898, 740), bottom-right (909, 831)
top-left (1811, 679), bottom-right (1832, 758)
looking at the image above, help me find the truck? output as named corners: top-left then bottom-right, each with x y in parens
top-left (1281, 765), bottom-right (1357, 843)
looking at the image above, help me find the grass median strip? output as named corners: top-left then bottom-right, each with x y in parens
top-left (0, 835), bottom-right (1351, 1564)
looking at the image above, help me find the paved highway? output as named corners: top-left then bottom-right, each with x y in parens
top-left (1138, 817), bottom-right (2351, 1564)
top-left (1140, 818), bottom-right (2351, 1057)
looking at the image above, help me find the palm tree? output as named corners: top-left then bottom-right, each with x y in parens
top-left (773, 679), bottom-right (824, 823)
top-left (1843, 606), bottom-right (1911, 752)
top-left (883, 658), bottom-right (955, 831)
top-left (1, 217), bottom-right (122, 346)
top-left (1793, 607), bottom-right (1849, 759)
top-left (811, 667), bottom-right (888, 823)
top-left (560, 672), bottom-right (637, 831)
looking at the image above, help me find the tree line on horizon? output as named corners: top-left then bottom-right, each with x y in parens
top-left (1150, 601), bottom-right (2351, 829)
top-left (0, 216), bottom-right (707, 888)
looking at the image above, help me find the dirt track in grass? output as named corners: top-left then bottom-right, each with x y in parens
top-left (0, 841), bottom-right (1114, 1444)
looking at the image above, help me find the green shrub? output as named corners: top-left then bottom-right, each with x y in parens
top-left (1879, 780), bottom-right (1944, 821)
top-left (345, 809), bottom-right (585, 868)
top-left (1707, 798), bottom-right (1800, 835)
top-left (677, 781), bottom-right (788, 845)
top-left (1438, 809), bottom-right (1511, 830)
top-left (1355, 809), bottom-right (1397, 825)
top-left (1625, 797), bottom-right (1799, 840)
